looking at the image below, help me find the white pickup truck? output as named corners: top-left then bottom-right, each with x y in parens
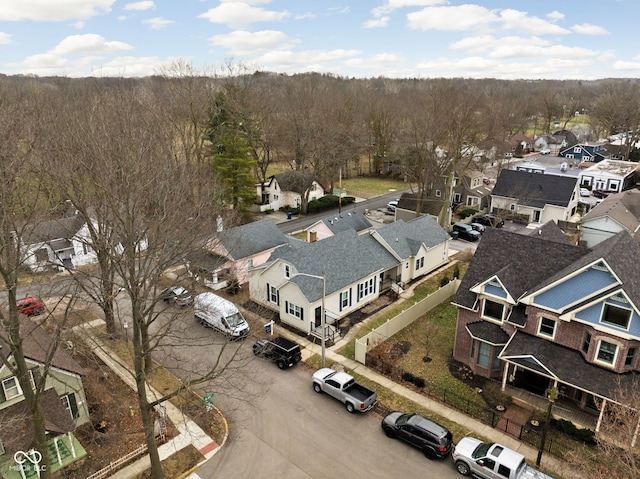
top-left (312, 368), bottom-right (377, 413)
top-left (452, 437), bottom-right (555, 479)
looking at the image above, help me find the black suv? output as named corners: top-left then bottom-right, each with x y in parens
top-left (252, 336), bottom-right (302, 369)
top-left (452, 223), bottom-right (481, 241)
top-left (472, 214), bottom-right (504, 228)
top-left (382, 412), bottom-right (453, 459)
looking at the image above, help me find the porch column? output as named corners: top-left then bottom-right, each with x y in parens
top-left (501, 362), bottom-right (509, 392)
top-left (595, 398), bottom-right (607, 433)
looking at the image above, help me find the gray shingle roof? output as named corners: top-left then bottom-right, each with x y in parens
top-left (467, 321), bottom-right (510, 345)
top-left (23, 214), bottom-right (87, 246)
top-left (375, 214), bottom-right (450, 258)
top-left (320, 210), bottom-right (373, 235)
top-left (526, 221), bottom-right (571, 244)
top-left (492, 169), bottom-right (578, 208)
top-left (217, 218), bottom-right (289, 260)
top-left (397, 193), bottom-right (445, 217)
top-left (582, 189), bottom-right (640, 231)
top-left (270, 229), bottom-right (399, 301)
top-left (273, 171), bottom-right (321, 195)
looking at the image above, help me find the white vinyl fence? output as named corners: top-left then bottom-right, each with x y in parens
top-left (355, 279), bottom-right (460, 365)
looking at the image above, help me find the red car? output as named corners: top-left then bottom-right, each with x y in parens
top-left (16, 297), bottom-right (45, 316)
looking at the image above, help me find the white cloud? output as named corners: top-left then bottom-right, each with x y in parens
top-left (372, 0), bottom-right (446, 18)
top-left (0, 32), bottom-right (13, 44)
top-left (0, 0), bottom-right (114, 21)
top-left (498, 9), bottom-right (570, 35)
top-left (143, 17), bottom-right (174, 30)
top-left (363, 16), bottom-right (390, 28)
top-left (613, 60), bottom-right (640, 71)
top-left (73, 21), bottom-right (85, 29)
top-left (198, 2), bottom-right (289, 29)
top-left (211, 30), bottom-right (296, 56)
top-left (546, 10), bottom-right (565, 21)
top-left (572, 23), bottom-right (609, 35)
top-left (408, 5), bottom-right (499, 31)
top-left (51, 34), bottom-right (133, 55)
top-left (219, 0), bottom-right (272, 4)
top-left (253, 48), bottom-right (361, 73)
top-left (123, 1), bottom-right (155, 11)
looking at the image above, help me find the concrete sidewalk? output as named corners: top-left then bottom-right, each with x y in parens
top-left (74, 323), bottom-right (226, 479)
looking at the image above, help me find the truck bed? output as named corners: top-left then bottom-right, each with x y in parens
top-left (344, 382), bottom-right (376, 402)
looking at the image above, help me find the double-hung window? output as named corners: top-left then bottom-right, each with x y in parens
top-left (357, 277), bottom-right (376, 301)
top-left (285, 301), bottom-right (303, 320)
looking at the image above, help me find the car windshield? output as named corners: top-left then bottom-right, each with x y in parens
top-left (472, 442), bottom-right (493, 459)
top-left (225, 312), bottom-right (246, 328)
top-left (396, 413), bottom-right (412, 426)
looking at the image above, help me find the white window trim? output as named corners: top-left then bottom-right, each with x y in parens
top-left (481, 298), bottom-right (505, 323)
top-left (286, 301), bottom-right (302, 320)
top-left (595, 339), bottom-right (619, 367)
top-left (283, 264), bottom-right (291, 279)
top-left (340, 290), bottom-right (351, 309)
top-left (2, 376), bottom-right (22, 400)
top-left (600, 303), bottom-right (632, 331)
top-left (268, 285), bottom-right (278, 304)
top-left (537, 317), bottom-right (556, 340)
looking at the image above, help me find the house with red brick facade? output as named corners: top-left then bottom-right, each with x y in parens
top-left (452, 225), bottom-right (640, 421)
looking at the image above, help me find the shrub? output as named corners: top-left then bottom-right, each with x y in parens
top-left (307, 195), bottom-right (342, 213)
top-left (440, 276), bottom-right (450, 287)
top-left (453, 264), bottom-right (460, 279)
top-left (413, 377), bottom-right (425, 388)
top-left (553, 418), bottom-right (577, 435)
top-left (481, 381), bottom-right (512, 409)
top-left (458, 208), bottom-right (477, 219)
top-left (402, 371), bottom-right (415, 383)
top-left (226, 278), bottom-right (240, 295)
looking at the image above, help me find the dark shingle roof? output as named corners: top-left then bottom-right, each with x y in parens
top-left (453, 228), bottom-right (587, 309)
top-left (23, 214), bottom-right (87, 246)
top-left (0, 317), bottom-right (86, 376)
top-left (273, 171), bottom-right (321, 195)
top-left (217, 218), bottom-right (289, 260)
top-left (501, 331), bottom-right (639, 402)
top-left (396, 193), bottom-right (445, 217)
top-left (527, 221), bottom-right (571, 244)
top-left (492, 169), bottom-right (578, 208)
top-left (467, 321), bottom-right (510, 345)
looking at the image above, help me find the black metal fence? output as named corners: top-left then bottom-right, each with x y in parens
top-left (367, 354), bottom-right (565, 457)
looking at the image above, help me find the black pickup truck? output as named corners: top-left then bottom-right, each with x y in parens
top-left (252, 336), bottom-right (303, 369)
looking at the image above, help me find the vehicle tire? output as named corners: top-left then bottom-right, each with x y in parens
top-left (455, 460), bottom-right (471, 476)
top-left (252, 348), bottom-right (259, 356)
top-left (33, 308), bottom-right (43, 316)
top-left (383, 427), bottom-right (395, 438)
top-left (276, 360), bottom-right (286, 370)
top-left (423, 448), bottom-right (436, 460)
top-left (346, 402), bottom-right (355, 413)
top-left (313, 383), bottom-right (322, 393)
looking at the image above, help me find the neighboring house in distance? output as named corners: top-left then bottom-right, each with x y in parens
top-left (559, 142), bottom-right (608, 164)
top-left (249, 215), bottom-right (450, 338)
top-left (509, 133), bottom-right (534, 157)
top-left (490, 169), bottom-right (580, 224)
top-left (452, 228), bottom-right (640, 426)
top-left (581, 189), bottom-right (640, 247)
top-left (188, 218), bottom-right (291, 289)
top-left (0, 317), bottom-right (89, 465)
top-left (21, 211), bottom-right (96, 273)
top-left (304, 210), bottom-right (373, 242)
top-left (448, 169), bottom-right (492, 212)
top-left (578, 159), bottom-right (640, 194)
top-left (255, 171), bottom-right (326, 212)
top-left (534, 134), bottom-right (566, 155)
top-left (395, 193), bottom-right (445, 223)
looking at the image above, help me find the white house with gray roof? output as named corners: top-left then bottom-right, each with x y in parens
top-left (249, 214), bottom-right (450, 337)
top-left (304, 209), bottom-right (373, 242)
top-left (581, 189), bottom-right (640, 247)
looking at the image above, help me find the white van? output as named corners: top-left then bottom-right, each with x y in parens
top-left (194, 292), bottom-right (250, 340)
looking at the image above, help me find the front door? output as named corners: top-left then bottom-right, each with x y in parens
top-left (315, 306), bottom-right (322, 328)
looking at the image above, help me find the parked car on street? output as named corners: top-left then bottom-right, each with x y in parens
top-left (469, 222), bottom-right (486, 234)
top-left (452, 437), bottom-right (555, 479)
top-left (452, 223), bottom-right (481, 242)
top-left (387, 199), bottom-right (399, 212)
top-left (161, 286), bottom-right (193, 307)
top-left (194, 292), bottom-right (250, 340)
top-left (312, 368), bottom-right (377, 413)
top-left (16, 297), bottom-right (45, 316)
top-left (580, 187), bottom-right (591, 197)
top-left (381, 411), bottom-right (453, 459)
top-left (472, 214), bottom-right (504, 228)
top-left (592, 189), bottom-right (613, 199)
top-left (253, 336), bottom-right (302, 369)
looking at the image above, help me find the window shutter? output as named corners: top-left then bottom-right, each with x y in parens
top-left (266, 283), bottom-right (270, 301)
top-left (0, 383), bottom-right (5, 403)
top-left (301, 308), bottom-right (304, 322)
top-left (349, 288), bottom-right (352, 306)
top-left (68, 393), bottom-right (79, 419)
top-left (276, 290), bottom-right (280, 306)
top-left (339, 293), bottom-right (343, 312)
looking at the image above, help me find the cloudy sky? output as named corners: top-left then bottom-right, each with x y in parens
top-left (1, 0), bottom-right (639, 79)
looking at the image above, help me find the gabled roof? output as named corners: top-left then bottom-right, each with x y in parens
top-left (453, 228), bottom-right (587, 310)
top-left (501, 331), bottom-right (639, 402)
top-left (216, 218), bottom-right (289, 260)
top-left (374, 214), bottom-right (450, 258)
top-left (396, 193), bottom-right (445, 217)
top-left (0, 388), bottom-right (76, 455)
top-left (582, 189), bottom-right (640, 232)
top-left (491, 169), bottom-right (578, 208)
top-left (272, 170), bottom-right (322, 195)
top-left (22, 213), bottom-right (87, 246)
top-left (268, 229), bottom-right (398, 301)
top-left (318, 210), bottom-right (373, 235)
top-left (526, 221), bottom-right (571, 244)
top-left (0, 317), bottom-right (86, 377)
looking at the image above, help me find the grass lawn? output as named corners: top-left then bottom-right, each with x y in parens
top-left (341, 177), bottom-right (413, 198)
